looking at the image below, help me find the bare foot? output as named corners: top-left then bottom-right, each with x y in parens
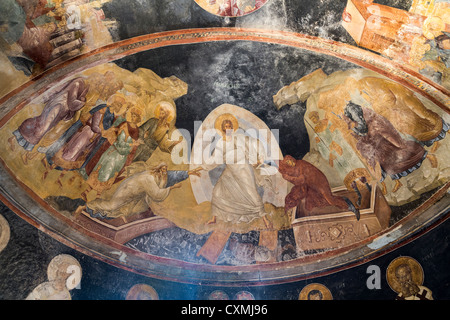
top-left (430, 141), bottom-right (440, 153)
top-left (206, 216), bottom-right (216, 225)
top-left (74, 205), bottom-right (85, 216)
top-left (263, 216), bottom-right (273, 230)
top-left (427, 154), bottom-right (438, 168)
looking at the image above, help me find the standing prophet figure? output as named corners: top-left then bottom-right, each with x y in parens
top-left (132, 101), bottom-right (182, 163)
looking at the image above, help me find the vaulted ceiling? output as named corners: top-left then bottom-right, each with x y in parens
top-left (0, 0), bottom-right (449, 301)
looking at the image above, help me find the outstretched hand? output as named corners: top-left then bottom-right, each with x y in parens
top-left (188, 167), bottom-right (204, 177)
top-left (170, 182), bottom-right (182, 190)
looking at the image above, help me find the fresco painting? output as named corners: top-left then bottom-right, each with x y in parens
top-left (0, 0), bottom-right (448, 301)
top-left (342, 0), bottom-right (450, 89)
top-left (274, 68), bottom-right (450, 206)
top-left (0, 55), bottom-right (448, 267)
top-left (194, 0), bottom-right (268, 17)
top-left (0, 0), bottom-right (118, 98)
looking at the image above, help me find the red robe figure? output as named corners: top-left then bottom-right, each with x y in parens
top-left (278, 155), bottom-right (360, 220)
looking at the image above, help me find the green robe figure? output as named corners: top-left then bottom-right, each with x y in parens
top-left (94, 129), bottom-right (135, 182)
top-left (132, 102), bottom-right (182, 163)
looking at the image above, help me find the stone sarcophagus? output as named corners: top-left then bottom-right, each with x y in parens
top-left (292, 183), bottom-right (391, 253)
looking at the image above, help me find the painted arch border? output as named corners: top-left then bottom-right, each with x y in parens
top-left (0, 28), bottom-right (448, 286)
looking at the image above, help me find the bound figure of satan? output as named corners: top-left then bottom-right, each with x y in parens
top-left (278, 155), bottom-right (360, 220)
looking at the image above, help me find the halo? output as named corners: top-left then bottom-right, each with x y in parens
top-left (106, 92), bottom-right (126, 106)
top-left (126, 284), bottom-right (159, 300)
top-left (386, 256), bottom-right (424, 294)
top-left (155, 101), bottom-right (176, 122)
top-left (107, 92), bottom-right (129, 115)
top-left (234, 291), bottom-right (255, 300)
top-left (299, 283), bottom-right (333, 300)
top-left (208, 290), bottom-right (229, 300)
top-left (47, 254), bottom-right (82, 290)
top-left (127, 107), bottom-right (143, 124)
top-left (0, 214), bottom-right (10, 253)
top-left (214, 113), bottom-right (239, 136)
top-left (344, 168), bottom-right (371, 190)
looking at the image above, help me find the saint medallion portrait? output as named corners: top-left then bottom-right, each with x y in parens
top-left (126, 284), bottom-right (159, 300)
top-left (0, 214), bottom-right (10, 253)
top-left (387, 256), bottom-right (433, 300)
top-left (299, 283), bottom-right (333, 300)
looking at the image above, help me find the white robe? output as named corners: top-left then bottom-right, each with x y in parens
top-left (86, 171), bottom-right (170, 219)
top-left (208, 132), bottom-right (266, 224)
